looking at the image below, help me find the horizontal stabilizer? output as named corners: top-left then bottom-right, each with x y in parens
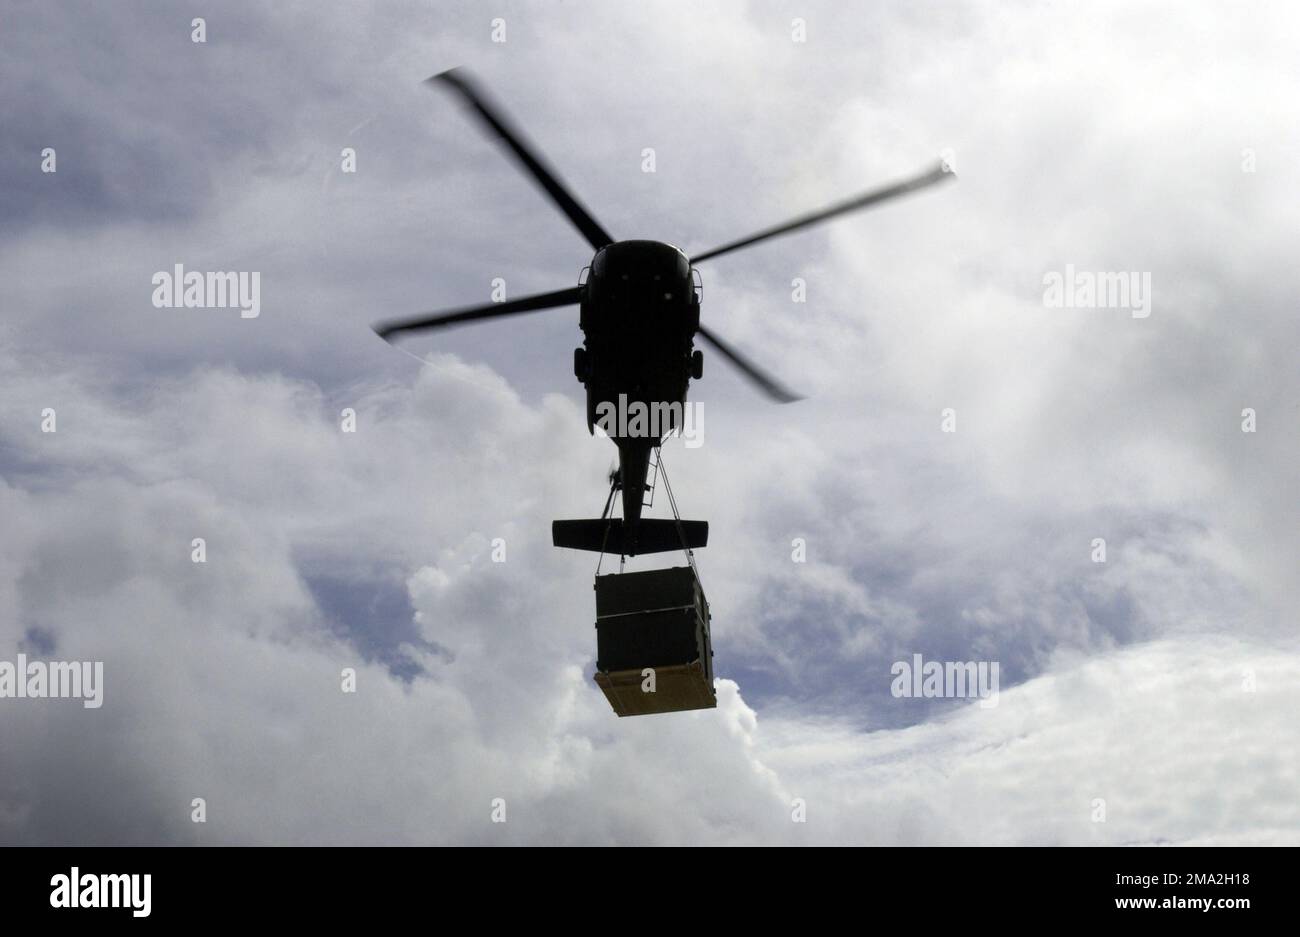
top-left (552, 518), bottom-right (708, 556)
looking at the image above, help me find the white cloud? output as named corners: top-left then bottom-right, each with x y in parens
top-left (1, 352), bottom-right (1296, 844)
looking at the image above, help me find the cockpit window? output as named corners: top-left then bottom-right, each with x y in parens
top-left (592, 243), bottom-right (689, 281)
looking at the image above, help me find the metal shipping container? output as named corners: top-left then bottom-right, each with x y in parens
top-left (593, 566), bottom-right (716, 716)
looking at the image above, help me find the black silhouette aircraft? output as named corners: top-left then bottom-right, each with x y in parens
top-left (374, 69), bottom-right (954, 555)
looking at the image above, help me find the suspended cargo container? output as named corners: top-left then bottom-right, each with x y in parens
top-left (593, 566), bottom-right (716, 716)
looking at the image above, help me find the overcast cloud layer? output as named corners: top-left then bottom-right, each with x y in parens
top-left (1, 1), bottom-right (1297, 844)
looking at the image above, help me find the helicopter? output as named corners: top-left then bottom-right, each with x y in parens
top-left (374, 68), bottom-right (954, 557)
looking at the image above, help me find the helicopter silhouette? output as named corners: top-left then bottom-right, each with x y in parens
top-left (374, 68), bottom-right (954, 557)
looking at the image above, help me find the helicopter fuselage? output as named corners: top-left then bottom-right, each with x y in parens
top-left (573, 240), bottom-right (702, 527)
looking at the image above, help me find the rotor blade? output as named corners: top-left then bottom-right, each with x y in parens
top-left (373, 286), bottom-right (581, 342)
top-left (691, 161), bottom-right (954, 263)
top-left (696, 325), bottom-right (803, 404)
top-left (430, 68), bottom-right (615, 250)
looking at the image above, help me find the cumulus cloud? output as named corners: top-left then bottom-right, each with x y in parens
top-left (1, 352), bottom-right (1296, 845)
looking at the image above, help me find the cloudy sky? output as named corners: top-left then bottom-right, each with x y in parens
top-left (1, 0), bottom-right (1297, 845)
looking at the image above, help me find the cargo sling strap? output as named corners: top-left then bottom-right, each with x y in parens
top-left (592, 446), bottom-right (701, 578)
top-left (655, 449), bottom-right (702, 580)
top-left (554, 446), bottom-right (707, 559)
